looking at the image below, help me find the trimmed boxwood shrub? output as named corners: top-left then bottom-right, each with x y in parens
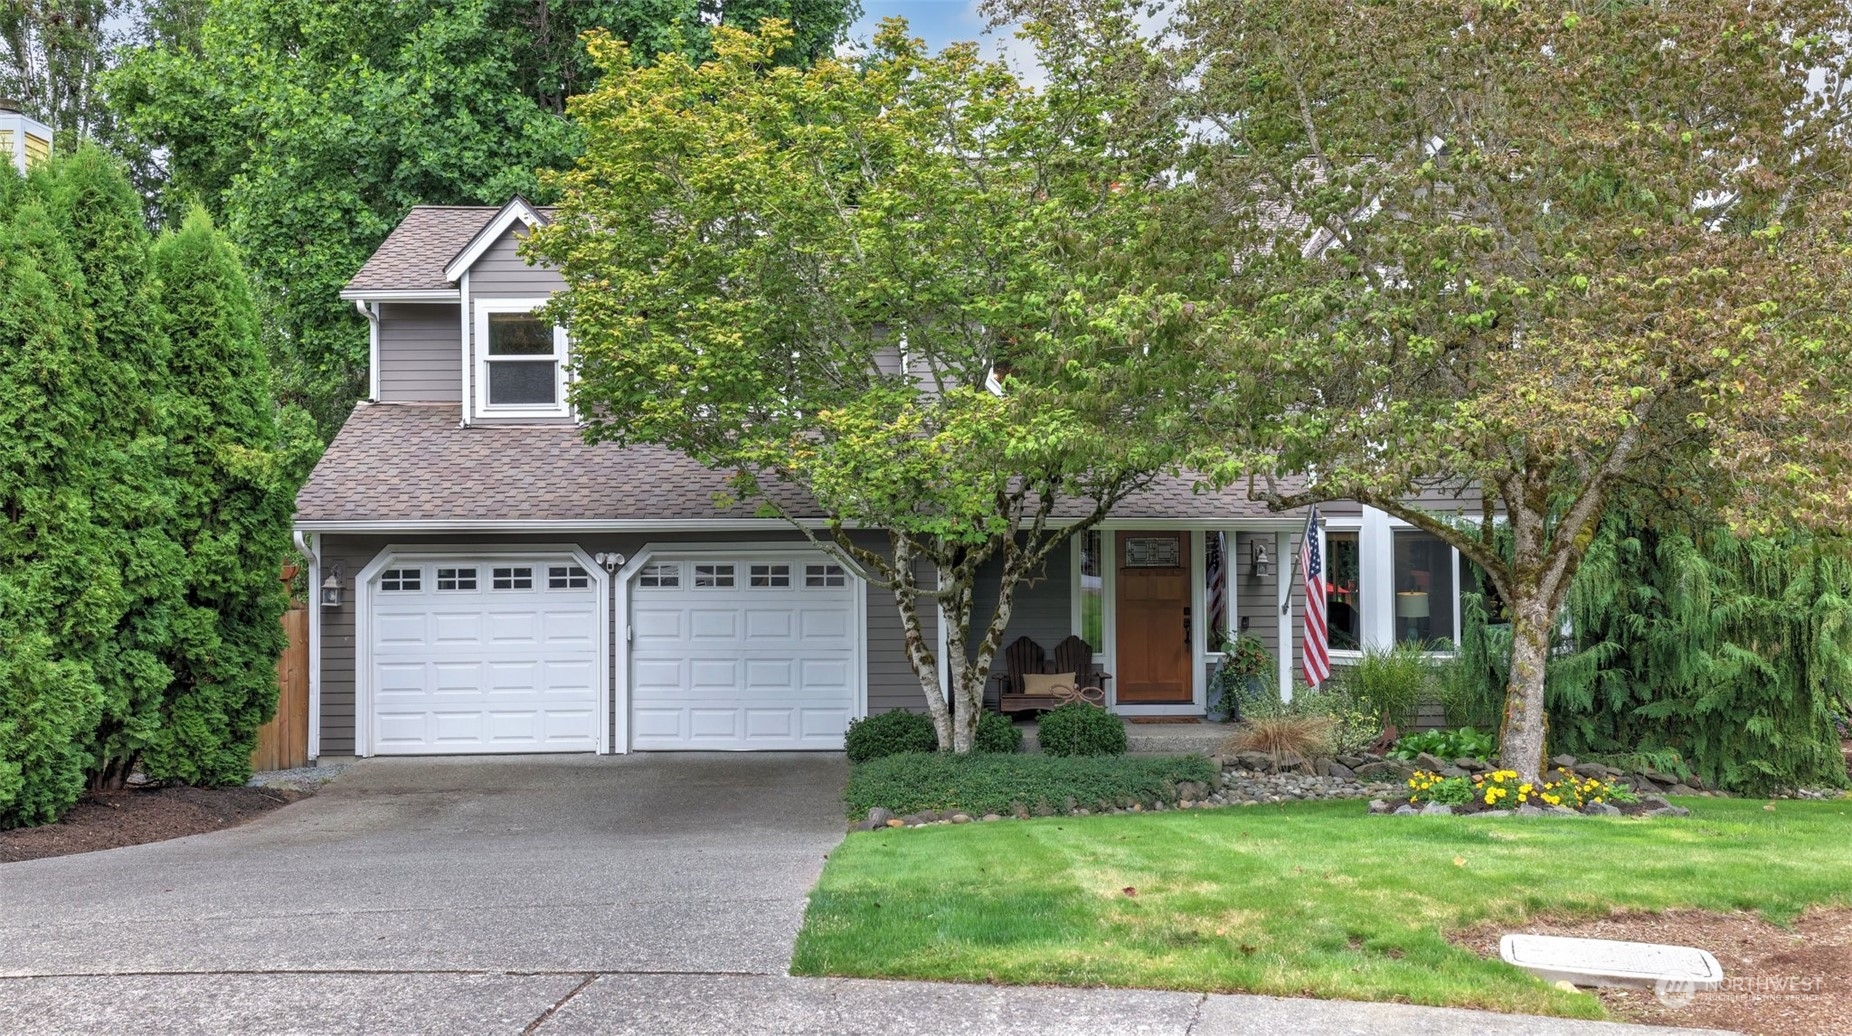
top-left (845, 710), bottom-right (938, 763)
top-left (1036, 702), bottom-right (1127, 757)
top-left (974, 711), bottom-right (1023, 754)
top-left (845, 752), bottom-right (1216, 820)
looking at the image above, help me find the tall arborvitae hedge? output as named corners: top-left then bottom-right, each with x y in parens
top-left (0, 172), bottom-right (125, 826)
top-left (1455, 517), bottom-right (1852, 795)
top-left (0, 151), bottom-right (297, 828)
top-left (142, 210), bottom-right (295, 786)
top-left (32, 148), bottom-right (186, 791)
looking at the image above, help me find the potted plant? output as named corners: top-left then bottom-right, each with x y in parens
top-left (1208, 633), bottom-right (1273, 722)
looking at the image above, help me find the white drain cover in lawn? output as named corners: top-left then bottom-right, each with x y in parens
top-left (1500, 934), bottom-right (1724, 990)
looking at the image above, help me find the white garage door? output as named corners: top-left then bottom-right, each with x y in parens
top-left (629, 554), bottom-right (858, 750)
top-left (370, 556), bottom-right (601, 754)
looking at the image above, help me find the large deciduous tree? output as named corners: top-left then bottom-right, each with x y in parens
top-left (107, 0), bottom-right (863, 434)
top-left (1177, 0), bottom-right (1852, 782)
top-left (528, 19), bottom-right (1203, 751)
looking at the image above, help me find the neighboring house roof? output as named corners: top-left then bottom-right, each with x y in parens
top-left (294, 403), bottom-right (1292, 527)
top-left (343, 204), bottom-right (556, 296)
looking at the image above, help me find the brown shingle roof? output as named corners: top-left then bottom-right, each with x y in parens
top-left (295, 403), bottom-right (1290, 526)
top-left (343, 206), bottom-right (500, 294)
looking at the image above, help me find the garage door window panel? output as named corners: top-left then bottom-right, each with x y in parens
top-left (638, 562), bottom-right (680, 588)
top-left (548, 565), bottom-right (590, 590)
top-left (492, 566), bottom-right (534, 590)
top-left (381, 568), bottom-right (421, 592)
top-left (804, 563), bottom-right (846, 588)
top-left (749, 564), bottom-right (791, 588)
top-left (436, 567), bottom-right (478, 591)
top-left (694, 564), bottom-right (736, 588)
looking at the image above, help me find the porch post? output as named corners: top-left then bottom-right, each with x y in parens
top-left (1276, 529), bottom-right (1293, 701)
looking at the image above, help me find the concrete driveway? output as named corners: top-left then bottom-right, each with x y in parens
top-left (0, 755), bottom-right (1726, 1035)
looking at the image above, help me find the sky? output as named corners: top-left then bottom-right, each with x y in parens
top-left (846, 1), bottom-right (1045, 83)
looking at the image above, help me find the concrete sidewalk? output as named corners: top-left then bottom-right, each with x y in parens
top-left (0, 971), bottom-right (1730, 1035)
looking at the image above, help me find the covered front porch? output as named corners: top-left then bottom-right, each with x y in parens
top-left (971, 507), bottom-right (1474, 715)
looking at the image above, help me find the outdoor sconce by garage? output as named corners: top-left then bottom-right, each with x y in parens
top-left (1250, 539), bottom-right (1272, 578)
top-left (320, 564), bottom-right (343, 608)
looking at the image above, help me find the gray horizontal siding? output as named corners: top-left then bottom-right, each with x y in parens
top-left (468, 228), bottom-right (564, 297)
top-left (376, 303), bottom-right (461, 403)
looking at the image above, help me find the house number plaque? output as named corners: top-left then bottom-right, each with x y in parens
top-left (1124, 536), bottom-right (1181, 568)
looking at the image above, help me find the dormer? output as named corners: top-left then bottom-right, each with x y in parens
top-left (341, 197), bottom-right (570, 425)
top-left (0, 99), bottom-right (52, 174)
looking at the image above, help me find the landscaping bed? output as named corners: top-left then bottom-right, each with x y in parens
top-left (846, 752), bottom-right (1216, 826)
top-left (0, 784), bottom-right (301, 863)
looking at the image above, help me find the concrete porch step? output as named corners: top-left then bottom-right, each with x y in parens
top-left (1018, 718), bottom-right (1233, 757)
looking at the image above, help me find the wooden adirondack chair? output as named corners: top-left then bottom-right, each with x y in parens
top-left (1051, 635), bottom-right (1110, 702)
top-left (994, 635), bottom-right (1105, 712)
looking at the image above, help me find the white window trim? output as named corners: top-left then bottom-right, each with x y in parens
top-left (473, 297), bottom-right (569, 419)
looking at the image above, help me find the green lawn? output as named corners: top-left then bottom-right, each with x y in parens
top-left (792, 797), bottom-right (1852, 1019)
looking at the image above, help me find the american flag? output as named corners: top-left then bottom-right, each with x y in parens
top-left (1300, 507), bottom-right (1330, 686)
top-left (1205, 532), bottom-right (1228, 642)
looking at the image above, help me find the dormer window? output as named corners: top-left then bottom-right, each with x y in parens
top-left (475, 299), bottom-right (568, 417)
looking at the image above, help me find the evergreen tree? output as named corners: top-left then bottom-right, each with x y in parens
top-left (31, 147), bottom-right (184, 790)
top-left (142, 209), bottom-right (295, 785)
top-left (1454, 517), bottom-right (1852, 795)
top-left (0, 173), bottom-right (123, 827)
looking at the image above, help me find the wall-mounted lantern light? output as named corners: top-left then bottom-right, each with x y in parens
top-left (1250, 540), bottom-right (1272, 578)
top-left (320, 564), bottom-right (344, 608)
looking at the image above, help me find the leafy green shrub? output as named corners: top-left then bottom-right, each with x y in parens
top-left (844, 752), bottom-right (1217, 819)
top-left (1405, 771), bottom-right (1475, 806)
top-left (1389, 727), bottom-right (1496, 762)
top-left (1339, 643), bottom-right (1434, 728)
top-left (845, 710), bottom-right (938, 763)
top-left (974, 711), bottom-right (1022, 754)
top-left (1036, 702), bottom-right (1126, 757)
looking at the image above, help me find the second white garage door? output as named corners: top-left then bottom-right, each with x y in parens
top-left (629, 554), bottom-right (859, 750)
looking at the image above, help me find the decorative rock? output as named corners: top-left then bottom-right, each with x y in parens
top-left (1669, 784), bottom-right (1698, 797)
top-left (1582, 802), bottom-right (1622, 816)
top-left (915, 809), bottom-right (942, 823)
top-left (901, 814), bottom-right (926, 827)
top-left (1393, 805), bottom-right (1419, 815)
top-left (982, 813), bottom-right (1002, 822)
top-left (1414, 752), bottom-right (1450, 772)
top-left (1516, 804), bottom-right (1545, 816)
top-left (1338, 754), bottom-right (1368, 769)
top-left (1327, 762), bottom-right (1356, 780)
top-left (1642, 770), bottom-right (1678, 786)
top-left (1573, 763), bottom-right (1612, 779)
top-left (885, 818), bottom-right (906, 828)
top-left (1438, 765), bottom-right (1469, 778)
top-left (1545, 805), bottom-right (1582, 818)
top-left (1235, 751), bottom-right (1274, 771)
top-left (1367, 798), bottom-right (1394, 815)
top-left (1353, 761), bottom-right (1405, 780)
top-left (1420, 803), bottom-right (1454, 816)
top-left (1455, 757), bottom-right (1488, 772)
top-left (867, 808), bottom-right (895, 828)
top-left (1551, 754), bottom-right (1578, 768)
top-left (1637, 794), bottom-right (1673, 810)
top-left (1647, 805), bottom-right (1692, 818)
top-left (951, 813), bottom-right (971, 824)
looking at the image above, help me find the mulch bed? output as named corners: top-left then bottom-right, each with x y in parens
top-left (1454, 908), bottom-right (1852, 1036)
top-left (0, 785), bottom-right (302, 864)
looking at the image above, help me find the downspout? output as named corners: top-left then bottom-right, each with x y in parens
top-left (354, 300), bottom-right (380, 401)
top-left (293, 529), bottom-right (322, 760)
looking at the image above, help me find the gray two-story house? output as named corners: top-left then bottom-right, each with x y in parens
top-left (295, 198), bottom-right (1475, 760)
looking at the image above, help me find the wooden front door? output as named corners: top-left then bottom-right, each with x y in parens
top-left (1115, 531), bottom-right (1193, 704)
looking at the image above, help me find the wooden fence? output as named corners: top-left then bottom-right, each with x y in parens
top-left (252, 605), bottom-right (311, 772)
